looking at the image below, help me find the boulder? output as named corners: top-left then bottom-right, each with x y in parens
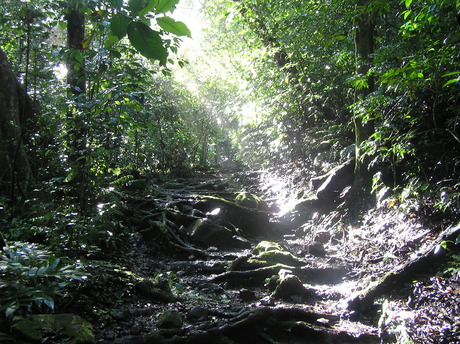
top-left (234, 192), bottom-right (265, 210)
top-left (12, 314), bottom-right (95, 344)
top-left (313, 160), bottom-right (354, 200)
top-left (272, 275), bottom-right (315, 303)
top-left (188, 306), bottom-right (209, 322)
top-left (253, 241), bottom-right (284, 254)
top-left (157, 310), bottom-right (183, 329)
top-left (187, 218), bottom-right (250, 249)
top-left (135, 279), bottom-right (177, 303)
top-left (248, 250), bottom-right (304, 267)
top-left (194, 196), bottom-right (271, 237)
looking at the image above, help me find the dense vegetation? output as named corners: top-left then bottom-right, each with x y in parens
top-left (0, 0), bottom-right (459, 342)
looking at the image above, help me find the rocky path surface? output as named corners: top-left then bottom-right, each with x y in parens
top-left (54, 169), bottom-right (459, 344)
top-left (61, 170), bottom-right (379, 344)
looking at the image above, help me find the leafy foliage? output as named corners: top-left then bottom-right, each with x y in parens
top-left (0, 242), bottom-right (86, 318)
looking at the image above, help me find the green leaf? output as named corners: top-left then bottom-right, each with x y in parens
top-left (443, 78), bottom-right (458, 88)
top-left (442, 71), bottom-right (459, 77)
top-left (156, 17), bottom-right (191, 38)
top-left (139, 0), bottom-right (159, 16)
top-left (127, 22), bottom-right (168, 64)
top-left (129, 0), bottom-right (149, 15)
top-left (155, 0), bottom-right (180, 14)
top-left (42, 295), bottom-right (55, 310)
top-left (110, 13), bottom-right (131, 39)
top-left (404, 0), bottom-right (412, 7)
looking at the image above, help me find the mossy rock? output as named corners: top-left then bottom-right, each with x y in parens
top-left (157, 310), bottom-right (183, 329)
top-left (253, 241), bottom-right (284, 255)
top-left (135, 279), bottom-right (177, 303)
top-left (234, 192), bottom-right (262, 209)
top-left (248, 250), bottom-right (304, 267)
top-left (12, 314), bottom-right (95, 344)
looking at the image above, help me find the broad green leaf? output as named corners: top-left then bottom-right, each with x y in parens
top-left (404, 0), bottom-right (412, 7)
top-left (139, 0), bottom-right (159, 16)
top-left (157, 17), bottom-right (191, 38)
top-left (155, 0), bottom-right (180, 14)
top-left (129, 0), bottom-right (149, 15)
top-left (110, 13), bottom-right (131, 39)
top-left (127, 22), bottom-right (168, 64)
top-left (104, 34), bottom-right (119, 48)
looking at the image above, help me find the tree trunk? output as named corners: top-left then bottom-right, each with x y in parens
top-left (66, 5), bottom-right (89, 213)
top-left (0, 47), bottom-right (33, 198)
top-left (352, 0), bottom-right (375, 198)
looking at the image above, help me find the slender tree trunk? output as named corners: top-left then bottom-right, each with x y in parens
top-left (0, 47), bottom-right (33, 198)
top-left (66, 5), bottom-right (89, 213)
top-left (352, 0), bottom-right (375, 195)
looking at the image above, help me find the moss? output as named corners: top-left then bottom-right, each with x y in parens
top-left (253, 241), bottom-right (284, 254)
top-left (234, 192), bottom-right (261, 209)
top-left (248, 251), bottom-right (303, 267)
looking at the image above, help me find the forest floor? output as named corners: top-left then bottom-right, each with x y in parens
top-left (57, 169), bottom-right (460, 343)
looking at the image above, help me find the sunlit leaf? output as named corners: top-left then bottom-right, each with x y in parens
top-left (155, 0), bottom-right (180, 14)
top-left (110, 13), bottom-right (131, 39)
top-left (127, 21), bottom-right (168, 64)
top-left (139, 0), bottom-right (159, 16)
top-left (157, 17), bottom-right (191, 38)
top-left (443, 78), bottom-right (458, 88)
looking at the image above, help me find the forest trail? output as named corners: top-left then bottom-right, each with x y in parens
top-left (70, 170), bottom-right (382, 343)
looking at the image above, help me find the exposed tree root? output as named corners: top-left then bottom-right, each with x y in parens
top-left (348, 223), bottom-right (460, 312)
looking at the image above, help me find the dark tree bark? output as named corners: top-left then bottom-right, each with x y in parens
top-left (350, 0), bottom-right (376, 203)
top-left (66, 6), bottom-right (89, 213)
top-left (0, 47), bottom-right (33, 198)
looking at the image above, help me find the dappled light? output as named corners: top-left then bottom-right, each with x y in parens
top-left (0, 0), bottom-right (459, 343)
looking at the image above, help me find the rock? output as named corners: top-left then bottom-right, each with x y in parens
top-left (272, 275), bottom-right (314, 302)
top-left (314, 159), bottom-right (354, 200)
top-left (191, 208), bottom-right (206, 217)
top-left (248, 250), bottom-right (304, 267)
top-left (239, 288), bottom-right (256, 301)
top-left (253, 241), bottom-right (284, 254)
top-left (234, 192), bottom-right (265, 210)
top-left (314, 231), bottom-right (331, 244)
top-left (157, 310), bottom-right (183, 329)
top-left (135, 279), bottom-right (176, 303)
top-left (194, 196), bottom-right (271, 237)
top-left (187, 218), bottom-right (249, 249)
top-left (188, 306), bottom-right (209, 321)
top-left (12, 314), bottom-right (95, 344)
top-left (265, 275), bottom-right (280, 292)
top-left (308, 241), bottom-right (326, 257)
